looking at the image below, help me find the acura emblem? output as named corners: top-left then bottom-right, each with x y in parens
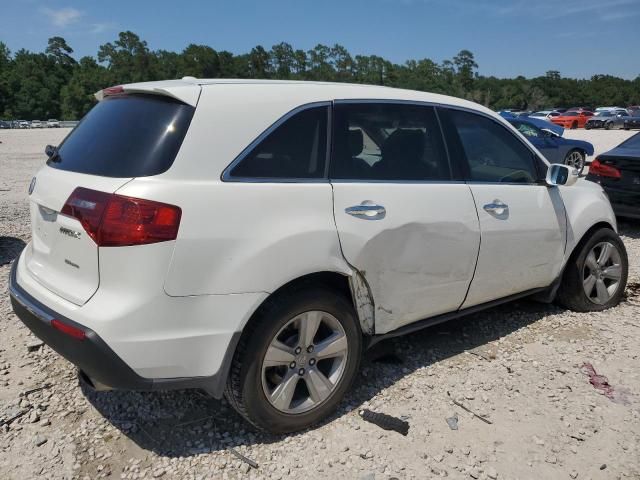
top-left (28, 177), bottom-right (36, 195)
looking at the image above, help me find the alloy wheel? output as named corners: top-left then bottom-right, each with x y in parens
top-left (261, 310), bottom-right (349, 414)
top-left (582, 241), bottom-right (623, 305)
top-left (565, 151), bottom-right (585, 173)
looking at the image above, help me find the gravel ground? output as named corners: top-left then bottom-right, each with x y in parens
top-left (1, 128), bottom-right (639, 480)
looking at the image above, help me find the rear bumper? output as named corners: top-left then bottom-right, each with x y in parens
top-left (9, 259), bottom-right (244, 398)
top-left (591, 183), bottom-right (640, 219)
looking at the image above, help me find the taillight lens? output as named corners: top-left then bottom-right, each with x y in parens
top-left (61, 188), bottom-right (110, 243)
top-left (590, 158), bottom-right (621, 179)
top-left (61, 187), bottom-right (181, 246)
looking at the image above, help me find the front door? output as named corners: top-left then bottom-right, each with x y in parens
top-left (439, 107), bottom-right (566, 308)
top-left (511, 119), bottom-right (560, 163)
top-left (330, 102), bottom-right (481, 334)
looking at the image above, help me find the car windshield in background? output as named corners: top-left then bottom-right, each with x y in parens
top-left (49, 94), bottom-right (195, 178)
top-left (595, 112), bottom-right (613, 117)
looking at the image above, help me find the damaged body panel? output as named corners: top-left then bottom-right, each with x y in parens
top-left (332, 183), bottom-right (481, 334)
top-left (349, 270), bottom-right (376, 335)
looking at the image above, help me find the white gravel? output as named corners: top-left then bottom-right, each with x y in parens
top-left (1, 128), bottom-right (639, 480)
top-left (563, 128), bottom-right (637, 160)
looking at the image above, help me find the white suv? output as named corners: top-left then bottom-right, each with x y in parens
top-left (9, 79), bottom-right (628, 433)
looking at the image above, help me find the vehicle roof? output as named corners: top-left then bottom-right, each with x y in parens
top-left (109, 77), bottom-right (497, 117)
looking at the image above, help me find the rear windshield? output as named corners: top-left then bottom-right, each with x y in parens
top-left (49, 94), bottom-right (195, 177)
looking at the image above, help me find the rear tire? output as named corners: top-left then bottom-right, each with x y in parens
top-left (605, 122), bottom-right (612, 130)
top-left (225, 286), bottom-right (362, 433)
top-left (557, 228), bottom-right (628, 312)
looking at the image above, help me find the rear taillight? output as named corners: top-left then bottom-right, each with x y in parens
top-left (589, 158), bottom-right (621, 179)
top-left (61, 187), bottom-right (181, 247)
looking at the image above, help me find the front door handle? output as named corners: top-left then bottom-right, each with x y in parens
top-left (345, 201), bottom-right (386, 220)
top-left (483, 200), bottom-right (509, 216)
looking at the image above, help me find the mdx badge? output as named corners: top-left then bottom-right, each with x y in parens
top-left (28, 177), bottom-right (36, 195)
top-left (59, 227), bottom-right (81, 239)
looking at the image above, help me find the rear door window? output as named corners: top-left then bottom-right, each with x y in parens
top-left (49, 94), bottom-right (195, 178)
top-left (330, 103), bottom-right (451, 181)
top-left (227, 106), bottom-right (328, 180)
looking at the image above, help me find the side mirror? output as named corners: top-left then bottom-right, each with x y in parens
top-left (546, 163), bottom-right (579, 187)
top-left (45, 144), bottom-right (56, 157)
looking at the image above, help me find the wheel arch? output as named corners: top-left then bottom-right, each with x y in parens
top-left (239, 270), bottom-right (376, 337)
top-left (566, 221), bottom-right (616, 263)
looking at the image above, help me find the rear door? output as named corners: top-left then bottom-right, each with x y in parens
top-left (439, 107), bottom-right (566, 308)
top-left (24, 93), bottom-right (195, 305)
top-left (330, 102), bottom-right (480, 334)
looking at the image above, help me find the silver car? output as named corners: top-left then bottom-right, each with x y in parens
top-left (585, 110), bottom-right (629, 130)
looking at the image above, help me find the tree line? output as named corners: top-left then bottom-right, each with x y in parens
top-left (0, 32), bottom-right (639, 120)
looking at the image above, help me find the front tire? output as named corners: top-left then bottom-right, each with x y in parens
top-left (605, 122), bottom-right (612, 130)
top-left (557, 228), bottom-right (628, 312)
top-left (225, 286), bottom-right (362, 433)
top-left (571, 121), bottom-right (578, 129)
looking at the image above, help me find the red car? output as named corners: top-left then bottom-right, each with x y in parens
top-left (551, 111), bottom-right (594, 129)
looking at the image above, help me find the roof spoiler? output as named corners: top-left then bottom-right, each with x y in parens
top-left (94, 83), bottom-right (201, 107)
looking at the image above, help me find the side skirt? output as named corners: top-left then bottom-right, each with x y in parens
top-left (366, 286), bottom-right (547, 349)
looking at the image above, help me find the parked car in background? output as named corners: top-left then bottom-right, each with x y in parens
top-left (551, 111), bottom-right (594, 129)
top-left (595, 106), bottom-right (625, 113)
top-left (30, 120), bottom-right (43, 128)
top-left (499, 111), bottom-right (565, 136)
top-left (529, 110), bottom-right (561, 121)
top-left (0, 120), bottom-right (11, 129)
top-left (585, 110), bottom-right (630, 130)
top-left (18, 120), bottom-right (30, 129)
top-left (628, 106), bottom-right (640, 116)
top-left (47, 119), bottom-right (61, 128)
top-left (9, 79), bottom-right (628, 433)
top-left (624, 114), bottom-right (640, 130)
top-left (508, 118), bottom-right (593, 173)
top-left (553, 108), bottom-right (568, 113)
top-left (587, 133), bottom-right (640, 219)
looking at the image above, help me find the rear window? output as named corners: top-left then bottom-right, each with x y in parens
top-left (49, 94), bottom-right (195, 177)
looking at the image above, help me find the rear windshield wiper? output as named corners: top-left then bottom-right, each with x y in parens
top-left (45, 144), bottom-right (62, 163)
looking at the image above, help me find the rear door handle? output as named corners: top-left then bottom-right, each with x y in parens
top-left (345, 201), bottom-right (386, 220)
top-left (483, 200), bottom-right (509, 216)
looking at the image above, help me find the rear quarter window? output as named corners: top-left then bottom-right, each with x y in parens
top-left (49, 94), bottom-right (195, 178)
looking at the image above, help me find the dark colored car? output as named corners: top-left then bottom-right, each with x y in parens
top-left (509, 118), bottom-right (594, 173)
top-left (586, 133), bottom-right (640, 219)
top-left (624, 116), bottom-right (640, 130)
top-left (0, 120), bottom-right (11, 129)
top-left (586, 110), bottom-right (630, 130)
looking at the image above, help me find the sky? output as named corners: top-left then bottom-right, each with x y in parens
top-left (1, 0), bottom-right (640, 79)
